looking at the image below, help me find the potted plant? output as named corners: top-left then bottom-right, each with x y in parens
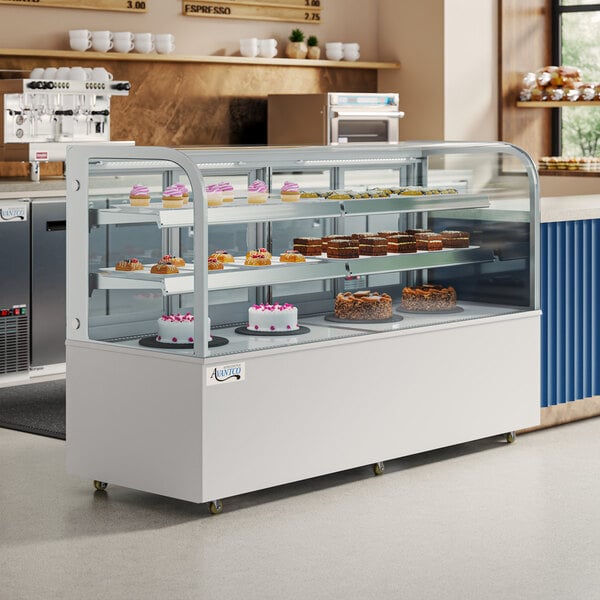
top-left (285, 28), bottom-right (308, 59)
top-left (306, 35), bottom-right (320, 60)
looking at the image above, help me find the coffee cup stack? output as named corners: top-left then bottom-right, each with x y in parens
top-left (240, 38), bottom-right (259, 58)
top-left (133, 32), bottom-right (155, 54)
top-left (258, 39), bottom-right (278, 58)
top-left (113, 31), bottom-right (135, 54)
top-left (155, 33), bottom-right (175, 55)
top-left (69, 29), bottom-right (92, 52)
top-left (325, 42), bottom-right (343, 61)
top-left (91, 31), bottom-right (113, 53)
top-left (343, 43), bottom-right (360, 62)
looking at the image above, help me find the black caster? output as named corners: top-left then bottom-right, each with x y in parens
top-left (209, 500), bottom-right (223, 515)
top-left (93, 480), bottom-right (108, 491)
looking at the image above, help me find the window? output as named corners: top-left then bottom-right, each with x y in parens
top-left (553, 1), bottom-right (600, 155)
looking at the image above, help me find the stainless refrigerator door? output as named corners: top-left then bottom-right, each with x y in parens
top-left (31, 200), bottom-right (66, 367)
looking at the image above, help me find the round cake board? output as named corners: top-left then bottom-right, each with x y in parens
top-left (139, 335), bottom-right (229, 349)
top-left (234, 325), bottom-right (311, 337)
top-left (395, 305), bottom-right (464, 315)
top-left (324, 314), bottom-right (403, 325)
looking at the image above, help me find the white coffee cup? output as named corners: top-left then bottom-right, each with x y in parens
top-left (69, 66), bottom-right (87, 81)
top-left (134, 33), bottom-right (155, 54)
top-left (258, 39), bottom-right (277, 58)
top-left (91, 67), bottom-right (113, 82)
top-left (155, 33), bottom-right (175, 54)
top-left (69, 34), bottom-right (92, 52)
top-left (56, 67), bottom-right (71, 80)
top-left (342, 43), bottom-right (360, 61)
top-left (325, 42), bottom-right (344, 61)
top-left (113, 31), bottom-right (135, 53)
top-left (29, 67), bottom-right (45, 79)
top-left (240, 37), bottom-right (259, 58)
top-left (43, 67), bottom-right (58, 79)
top-left (91, 31), bottom-right (113, 53)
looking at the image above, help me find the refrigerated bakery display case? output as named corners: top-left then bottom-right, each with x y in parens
top-left (65, 142), bottom-right (540, 513)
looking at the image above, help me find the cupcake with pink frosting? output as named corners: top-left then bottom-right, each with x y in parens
top-left (175, 183), bottom-right (190, 205)
top-left (219, 182), bottom-right (235, 203)
top-left (129, 184), bottom-right (151, 207)
top-left (247, 179), bottom-right (268, 204)
top-left (280, 181), bottom-right (300, 202)
top-left (162, 185), bottom-right (184, 209)
top-left (205, 183), bottom-right (223, 207)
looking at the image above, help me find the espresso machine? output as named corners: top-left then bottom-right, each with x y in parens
top-left (0, 77), bottom-right (132, 180)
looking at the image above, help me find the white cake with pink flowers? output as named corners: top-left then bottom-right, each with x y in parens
top-left (156, 313), bottom-right (211, 344)
top-left (247, 303), bottom-right (299, 332)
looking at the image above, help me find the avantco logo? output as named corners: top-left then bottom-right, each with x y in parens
top-left (207, 362), bottom-right (245, 386)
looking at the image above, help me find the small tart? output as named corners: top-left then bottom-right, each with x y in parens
top-left (159, 254), bottom-right (186, 267)
top-left (209, 250), bottom-right (235, 263)
top-left (246, 248), bottom-right (272, 260)
top-left (150, 262), bottom-right (179, 274)
top-left (208, 257), bottom-right (224, 270)
top-left (279, 250), bottom-right (306, 263)
top-left (115, 258), bottom-right (144, 271)
top-left (245, 252), bottom-right (271, 266)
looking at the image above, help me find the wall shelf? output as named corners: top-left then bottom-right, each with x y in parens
top-left (517, 101), bottom-right (600, 108)
top-left (0, 48), bottom-right (400, 70)
top-left (539, 169), bottom-right (600, 177)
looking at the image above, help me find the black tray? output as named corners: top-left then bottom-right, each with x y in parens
top-left (139, 335), bottom-right (229, 349)
top-left (234, 325), bottom-right (311, 337)
top-left (324, 314), bottom-right (403, 325)
top-left (396, 305), bottom-right (464, 315)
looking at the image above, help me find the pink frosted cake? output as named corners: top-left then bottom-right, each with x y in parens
top-left (247, 303), bottom-right (299, 332)
top-left (219, 181), bottom-right (235, 202)
top-left (247, 179), bottom-right (268, 204)
top-left (280, 181), bottom-right (300, 202)
top-left (175, 183), bottom-right (190, 205)
top-left (129, 184), bottom-right (150, 207)
top-left (205, 183), bottom-right (223, 207)
top-left (156, 313), bottom-right (212, 344)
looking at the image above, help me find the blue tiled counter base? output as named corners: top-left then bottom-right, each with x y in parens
top-left (541, 219), bottom-right (600, 407)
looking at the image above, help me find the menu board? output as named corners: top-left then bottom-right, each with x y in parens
top-left (0, 0), bottom-right (147, 12)
top-left (182, 0), bottom-right (322, 23)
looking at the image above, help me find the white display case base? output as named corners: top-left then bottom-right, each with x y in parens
top-left (66, 311), bottom-right (540, 504)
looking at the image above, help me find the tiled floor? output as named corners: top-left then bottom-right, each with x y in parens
top-left (1, 417), bottom-right (599, 600)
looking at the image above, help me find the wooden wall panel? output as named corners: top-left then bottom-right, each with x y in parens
top-left (499, 0), bottom-right (552, 161)
top-left (0, 56), bottom-right (377, 178)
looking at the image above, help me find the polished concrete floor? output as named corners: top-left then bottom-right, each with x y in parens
top-left (1, 418), bottom-right (599, 600)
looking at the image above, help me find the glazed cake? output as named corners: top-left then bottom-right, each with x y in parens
top-left (440, 230), bottom-right (470, 248)
top-left (279, 250), bottom-right (306, 263)
top-left (157, 313), bottom-right (212, 344)
top-left (387, 233), bottom-right (417, 254)
top-left (401, 284), bottom-right (457, 312)
top-left (327, 238), bottom-right (359, 258)
top-left (247, 303), bottom-right (299, 332)
top-left (359, 236), bottom-right (388, 256)
top-left (334, 291), bottom-right (393, 320)
top-left (293, 237), bottom-right (322, 256)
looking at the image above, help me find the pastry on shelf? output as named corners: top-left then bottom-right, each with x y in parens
top-left (327, 238), bottom-right (359, 258)
top-left (246, 247), bottom-right (272, 260)
top-left (387, 233), bottom-right (417, 254)
top-left (115, 258), bottom-right (145, 271)
top-left (150, 262), bottom-right (179, 274)
top-left (244, 252), bottom-right (272, 266)
top-left (209, 250), bottom-right (235, 263)
top-left (415, 232), bottom-right (443, 251)
top-left (162, 185), bottom-right (184, 209)
top-left (279, 249), bottom-right (306, 263)
top-left (219, 182), bottom-right (235, 203)
top-left (280, 181), bottom-right (300, 202)
top-left (208, 257), bottom-right (224, 270)
top-left (334, 290), bottom-right (392, 320)
top-left (247, 180), bottom-right (268, 204)
top-left (440, 230), bottom-right (470, 248)
top-left (321, 234), bottom-right (350, 253)
top-left (293, 237), bottom-right (322, 256)
top-left (159, 254), bottom-right (186, 267)
top-left (401, 284), bottom-right (457, 312)
top-left (129, 184), bottom-right (151, 207)
top-left (246, 303), bottom-right (299, 332)
top-left (205, 183), bottom-right (223, 207)
top-left (358, 236), bottom-right (388, 256)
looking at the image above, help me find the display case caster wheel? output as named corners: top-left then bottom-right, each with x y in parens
top-left (93, 480), bottom-right (108, 491)
top-left (506, 431), bottom-right (516, 444)
top-left (209, 500), bottom-right (223, 515)
top-left (373, 462), bottom-right (385, 476)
